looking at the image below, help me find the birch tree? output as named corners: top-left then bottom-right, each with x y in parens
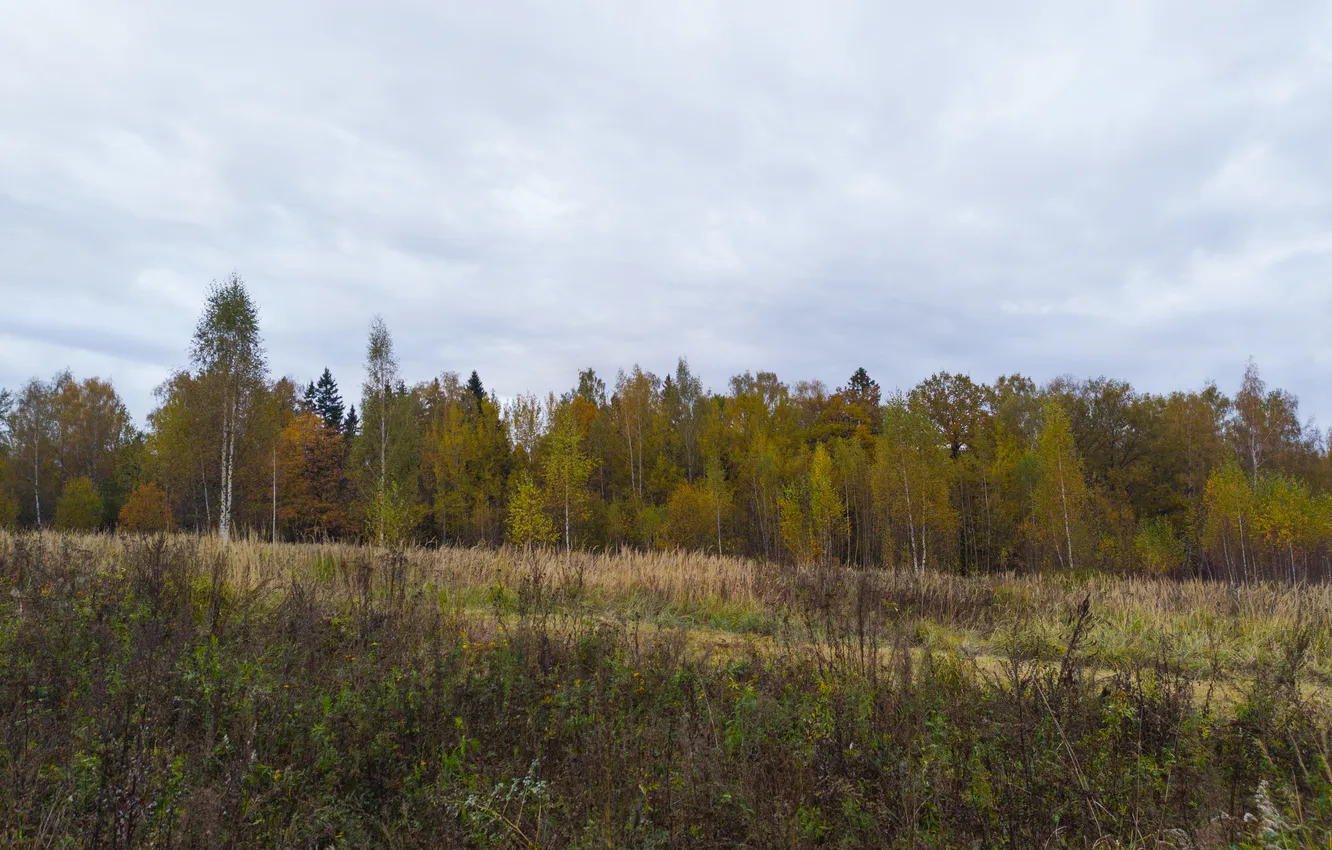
top-left (873, 399), bottom-right (955, 573)
top-left (780, 444), bottom-right (847, 566)
top-left (1032, 400), bottom-right (1090, 571)
top-left (362, 315), bottom-right (399, 545)
top-left (10, 378), bottom-right (54, 528)
top-left (190, 273), bottom-right (267, 546)
top-left (542, 398), bottom-right (592, 559)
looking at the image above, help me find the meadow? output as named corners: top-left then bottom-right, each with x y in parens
top-left (2, 531), bottom-right (1330, 847)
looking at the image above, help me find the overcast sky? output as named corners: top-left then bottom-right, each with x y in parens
top-left (3, 1), bottom-right (1332, 426)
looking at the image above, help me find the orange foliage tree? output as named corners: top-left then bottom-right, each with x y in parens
top-left (118, 483), bottom-right (174, 533)
top-left (277, 412), bottom-right (350, 541)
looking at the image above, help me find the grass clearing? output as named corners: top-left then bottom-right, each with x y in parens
top-left (2, 531), bottom-right (1331, 846)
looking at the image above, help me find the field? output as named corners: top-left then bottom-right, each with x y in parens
top-left (2, 533), bottom-right (1331, 847)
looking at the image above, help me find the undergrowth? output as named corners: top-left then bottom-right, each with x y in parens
top-left (0, 533), bottom-right (1329, 847)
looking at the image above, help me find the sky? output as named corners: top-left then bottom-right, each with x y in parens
top-left (3, 1), bottom-right (1332, 427)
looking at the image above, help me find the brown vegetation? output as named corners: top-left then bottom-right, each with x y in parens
top-left (1, 531), bottom-right (1330, 846)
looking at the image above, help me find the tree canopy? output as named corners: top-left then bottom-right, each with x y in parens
top-left (8, 276), bottom-right (1332, 583)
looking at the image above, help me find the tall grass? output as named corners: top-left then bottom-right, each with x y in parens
top-left (28, 532), bottom-right (1332, 682)
top-left (1, 532), bottom-right (1330, 846)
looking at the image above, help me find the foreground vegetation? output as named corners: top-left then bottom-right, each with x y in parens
top-left (3, 533), bottom-right (1332, 847)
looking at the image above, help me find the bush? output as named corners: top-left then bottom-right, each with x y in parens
top-left (54, 477), bottom-right (103, 531)
top-left (118, 483), bottom-right (173, 533)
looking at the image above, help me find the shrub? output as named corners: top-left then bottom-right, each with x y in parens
top-left (118, 483), bottom-right (173, 533)
top-left (54, 477), bottom-right (103, 531)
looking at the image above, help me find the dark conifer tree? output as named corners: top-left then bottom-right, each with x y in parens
top-left (343, 404), bottom-right (359, 438)
top-left (467, 371), bottom-right (486, 409)
top-left (312, 368), bottom-right (345, 432)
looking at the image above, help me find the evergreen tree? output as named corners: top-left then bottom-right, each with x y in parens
top-left (344, 405), bottom-right (359, 438)
top-left (466, 371), bottom-right (486, 410)
top-left (312, 368), bottom-right (345, 432)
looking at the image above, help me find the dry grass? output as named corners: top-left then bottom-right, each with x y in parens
top-left (3, 530), bottom-right (1331, 846)
top-left (15, 530), bottom-right (1332, 687)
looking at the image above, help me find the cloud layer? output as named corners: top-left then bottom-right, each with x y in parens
top-left (4, 1), bottom-right (1332, 425)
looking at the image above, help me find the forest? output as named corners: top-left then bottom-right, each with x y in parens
top-left (1, 272), bottom-right (1328, 583)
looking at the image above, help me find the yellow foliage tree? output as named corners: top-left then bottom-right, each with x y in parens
top-left (1202, 460), bottom-right (1255, 583)
top-left (507, 473), bottom-right (556, 549)
top-left (873, 400), bottom-right (956, 574)
top-left (780, 444), bottom-right (847, 566)
top-left (1032, 401), bottom-right (1090, 571)
top-left (665, 481), bottom-right (716, 551)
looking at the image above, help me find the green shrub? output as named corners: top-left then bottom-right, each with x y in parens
top-left (54, 477), bottom-right (103, 531)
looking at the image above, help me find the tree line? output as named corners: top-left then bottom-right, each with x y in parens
top-left (1, 273), bottom-right (1329, 582)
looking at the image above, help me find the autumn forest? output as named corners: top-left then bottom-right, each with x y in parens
top-left (1, 273), bottom-right (1326, 583)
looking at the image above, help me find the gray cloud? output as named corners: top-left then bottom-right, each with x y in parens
top-left (3, 0), bottom-right (1332, 426)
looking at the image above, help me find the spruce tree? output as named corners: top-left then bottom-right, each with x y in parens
top-left (466, 371), bottom-right (486, 409)
top-left (344, 405), bottom-right (359, 438)
top-left (312, 368), bottom-right (345, 432)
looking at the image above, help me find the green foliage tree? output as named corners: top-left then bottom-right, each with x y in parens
top-left (54, 477), bottom-right (103, 531)
top-left (1252, 474), bottom-right (1318, 584)
top-left (146, 372), bottom-right (215, 531)
top-left (361, 315), bottom-right (401, 545)
top-left (0, 489), bottom-right (17, 529)
top-left (1133, 516), bottom-right (1185, 576)
top-left (190, 273), bottom-right (267, 545)
top-left (364, 480), bottom-right (422, 548)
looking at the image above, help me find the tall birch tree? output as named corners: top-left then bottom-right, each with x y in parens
top-left (362, 315), bottom-right (400, 545)
top-left (1032, 400), bottom-right (1090, 571)
top-left (190, 273), bottom-right (267, 546)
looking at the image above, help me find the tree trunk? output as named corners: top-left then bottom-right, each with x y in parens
top-left (32, 436), bottom-right (41, 529)
top-left (900, 464), bottom-right (918, 574)
top-left (219, 396), bottom-right (232, 545)
top-left (379, 377), bottom-right (387, 546)
top-left (1057, 453), bottom-right (1074, 571)
top-left (716, 499), bottom-right (722, 557)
